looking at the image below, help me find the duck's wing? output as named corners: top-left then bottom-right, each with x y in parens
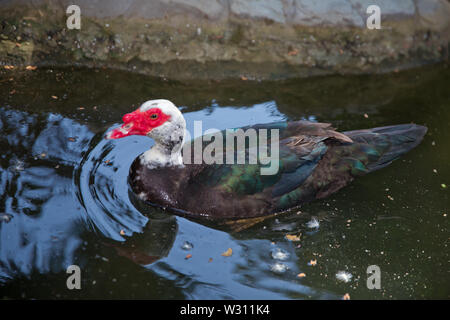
top-left (178, 121), bottom-right (352, 218)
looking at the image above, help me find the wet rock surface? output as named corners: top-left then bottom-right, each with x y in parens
top-left (0, 0), bottom-right (449, 79)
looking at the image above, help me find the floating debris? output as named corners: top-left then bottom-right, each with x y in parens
top-left (185, 254), bottom-right (192, 260)
top-left (306, 217), bottom-right (320, 229)
top-left (221, 248), bottom-right (233, 257)
top-left (336, 271), bottom-right (353, 283)
top-left (208, 258), bottom-right (213, 263)
top-left (308, 259), bottom-right (317, 266)
top-left (181, 241), bottom-right (193, 250)
top-left (271, 221), bottom-right (297, 231)
top-left (297, 273), bottom-right (306, 278)
top-left (119, 229), bottom-right (126, 236)
top-left (270, 262), bottom-right (288, 274)
top-left (25, 66), bottom-right (37, 71)
top-left (285, 233), bottom-right (301, 242)
top-left (0, 214), bottom-right (13, 223)
top-left (271, 248), bottom-right (290, 261)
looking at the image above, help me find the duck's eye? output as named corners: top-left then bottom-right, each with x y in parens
top-left (150, 113), bottom-right (158, 119)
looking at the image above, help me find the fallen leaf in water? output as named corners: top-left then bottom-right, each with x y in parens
top-left (221, 248), bottom-right (233, 257)
top-left (68, 137), bottom-right (76, 142)
top-left (308, 259), bottom-right (317, 266)
top-left (185, 254), bottom-right (192, 260)
top-left (26, 65), bottom-right (37, 70)
top-left (208, 258), bottom-right (213, 263)
top-left (343, 293), bottom-right (351, 300)
top-left (285, 233), bottom-right (301, 242)
top-left (297, 273), bottom-right (306, 278)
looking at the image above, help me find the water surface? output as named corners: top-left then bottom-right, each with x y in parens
top-left (0, 64), bottom-right (448, 299)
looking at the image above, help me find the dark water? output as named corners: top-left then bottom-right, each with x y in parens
top-left (0, 64), bottom-right (448, 299)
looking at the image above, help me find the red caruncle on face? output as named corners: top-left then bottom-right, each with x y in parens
top-left (107, 107), bottom-right (171, 139)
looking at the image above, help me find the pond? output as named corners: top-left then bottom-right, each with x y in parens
top-left (0, 63), bottom-right (448, 299)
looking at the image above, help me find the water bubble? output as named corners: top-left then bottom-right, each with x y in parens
top-left (306, 217), bottom-right (320, 229)
top-left (271, 248), bottom-right (290, 261)
top-left (0, 214), bottom-right (13, 223)
top-left (270, 262), bottom-right (288, 274)
top-left (181, 241), bottom-right (193, 251)
top-left (336, 271), bottom-right (353, 283)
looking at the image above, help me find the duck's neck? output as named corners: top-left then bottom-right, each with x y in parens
top-left (140, 136), bottom-right (184, 169)
top-left (139, 109), bottom-right (186, 169)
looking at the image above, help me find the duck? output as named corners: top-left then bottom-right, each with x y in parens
top-left (106, 99), bottom-right (427, 220)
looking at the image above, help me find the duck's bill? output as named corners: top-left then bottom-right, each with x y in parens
top-left (106, 122), bottom-right (146, 139)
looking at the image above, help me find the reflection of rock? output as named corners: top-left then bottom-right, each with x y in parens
top-left (33, 114), bottom-right (94, 165)
top-left (110, 215), bottom-right (178, 266)
top-left (0, 108), bottom-right (90, 282)
top-left (122, 190), bottom-right (178, 265)
top-left (0, 0), bottom-right (448, 79)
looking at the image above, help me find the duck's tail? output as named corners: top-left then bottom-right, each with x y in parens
top-left (344, 123), bottom-right (428, 172)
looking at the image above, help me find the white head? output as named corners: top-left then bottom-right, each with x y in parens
top-left (106, 99), bottom-right (186, 168)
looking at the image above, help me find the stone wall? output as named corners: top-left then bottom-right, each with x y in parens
top-left (0, 0), bottom-right (449, 79)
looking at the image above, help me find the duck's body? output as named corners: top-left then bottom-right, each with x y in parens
top-left (108, 100), bottom-right (427, 219)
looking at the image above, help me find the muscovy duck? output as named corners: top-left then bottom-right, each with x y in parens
top-left (107, 99), bottom-right (427, 219)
